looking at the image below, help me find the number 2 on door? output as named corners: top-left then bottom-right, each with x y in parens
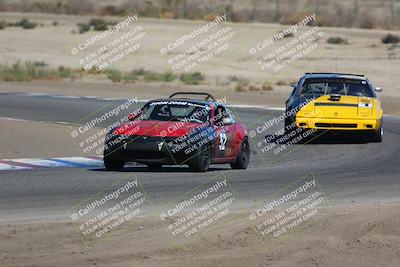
top-left (219, 132), bottom-right (227, 151)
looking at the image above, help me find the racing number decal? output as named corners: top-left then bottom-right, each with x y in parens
top-left (219, 132), bottom-right (227, 151)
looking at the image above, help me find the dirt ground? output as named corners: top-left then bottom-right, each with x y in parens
top-left (1, 204), bottom-right (399, 267)
top-left (0, 12), bottom-right (399, 115)
top-left (0, 12), bottom-right (399, 97)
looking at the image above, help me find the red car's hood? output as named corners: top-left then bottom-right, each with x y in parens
top-left (114, 120), bottom-right (202, 137)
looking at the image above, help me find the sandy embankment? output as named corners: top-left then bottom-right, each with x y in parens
top-left (1, 204), bottom-right (399, 267)
top-left (0, 12), bottom-right (399, 113)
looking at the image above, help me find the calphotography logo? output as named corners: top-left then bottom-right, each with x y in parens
top-left (160, 8), bottom-right (235, 72)
top-left (249, 13), bottom-right (324, 73)
top-left (249, 173), bottom-right (331, 249)
top-left (70, 8), bottom-right (146, 71)
top-left (159, 174), bottom-right (239, 244)
top-left (68, 97), bottom-right (140, 157)
top-left (68, 176), bottom-right (151, 244)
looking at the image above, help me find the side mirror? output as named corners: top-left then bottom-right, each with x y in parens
top-left (222, 117), bottom-right (234, 125)
top-left (374, 87), bottom-right (383, 93)
top-left (128, 112), bottom-right (139, 120)
top-left (290, 82), bottom-right (297, 88)
top-left (128, 107), bottom-right (144, 121)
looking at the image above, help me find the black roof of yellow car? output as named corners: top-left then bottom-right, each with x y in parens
top-left (304, 73), bottom-right (367, 80)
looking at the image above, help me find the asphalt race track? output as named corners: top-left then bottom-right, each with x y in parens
top-left (1, 92), bottom-right (399, 222)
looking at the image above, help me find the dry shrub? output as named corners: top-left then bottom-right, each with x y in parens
top-left (276, 80), bottom-right (289, 86)
top-left (8, 18), bottom-right (38, 29)
top-left (235, 83), bottom-right (247, 92)
top-left (262, 83), bottom-right (273, 91)
top-left (249, 84), bottom-right (261, 91)
top-left (204, 14), bottom-right (219, 22)
top-left (77, 22), bottom-right (90, 33)
top-left (160, 8), bottom-right (175, 19)
top-left (327, 36), bottom-right (349, 45)
top-left (234, 79), bottom-right (249, 92)
top-left (382, 33), bottom-right (400, 44)
top-left (283, 32), bottom-right (294, 38)
top-left (180, 72), bottom-right (205, 85)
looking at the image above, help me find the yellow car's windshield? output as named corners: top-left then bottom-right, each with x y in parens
top-left (301, 78), bottom-right (374, 97)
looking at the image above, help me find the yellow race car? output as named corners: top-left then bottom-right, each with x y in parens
top-left (284, 73), bottom-right (383, 142)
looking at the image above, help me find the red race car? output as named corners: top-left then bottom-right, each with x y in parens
top-left (103, 92), bottom-right (250, 172)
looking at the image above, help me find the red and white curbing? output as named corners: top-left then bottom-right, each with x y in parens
top-left (0, 157), bottom-right (104, 171)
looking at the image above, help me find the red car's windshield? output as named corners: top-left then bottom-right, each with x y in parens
top-left (135, 101), bottom-right (210, 123)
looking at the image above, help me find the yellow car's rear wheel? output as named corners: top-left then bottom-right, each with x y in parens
top-left (370, 121), bottom-right (383, 143)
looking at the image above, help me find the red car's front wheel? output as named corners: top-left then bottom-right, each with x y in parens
top-left (104, 152), bottom-right (125, 171)
top-left (231, 138), bottom-right (250, 169)
top-left (189, 144), bottom-right (211, 172)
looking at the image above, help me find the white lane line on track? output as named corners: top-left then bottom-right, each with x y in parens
top-left (0, 157), bottom-right (104, 171)
top-left (0, 117), bottom-right (29, 122)
top-left (0, 116), bottom-right (79, 127)
top-left (227, 104), bottom-right (285, 110)
top-left (1, 93), bottom-right (398, 126)
top-left (9, 92), bottom-right (400, 114)
top-left (3, 92), bottom-right (287, 111)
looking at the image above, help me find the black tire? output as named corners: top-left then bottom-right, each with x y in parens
top-left (104, 154), bottom-right (125, 171)
top-left (284, 116), bottom-right (297, 135)
top-left (370, 123), bottom-right (383, 143)
top-left (146, 164), bottom-right (163, 170)
top-left (189, 144), bottom-right (211, 172)
top-left (231, 138), bottom-right (251, 169)
top-left (284, 116), bottom-right (291, 134)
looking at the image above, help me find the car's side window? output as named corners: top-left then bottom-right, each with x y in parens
top-left (214, 105), bottom-right (234, 126)
top-left (226, 108), bottom-right (236, 124)
top-left (346, 83), bottom-right (374, 97)
top-left (293, 79), bottom-right (305, 98)
top-left (290, 86), bottom-right (297, 97)
top-left (302, 82), bottom-right (326, 95)
top-left (215, 106), bottom-right (225, 126)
